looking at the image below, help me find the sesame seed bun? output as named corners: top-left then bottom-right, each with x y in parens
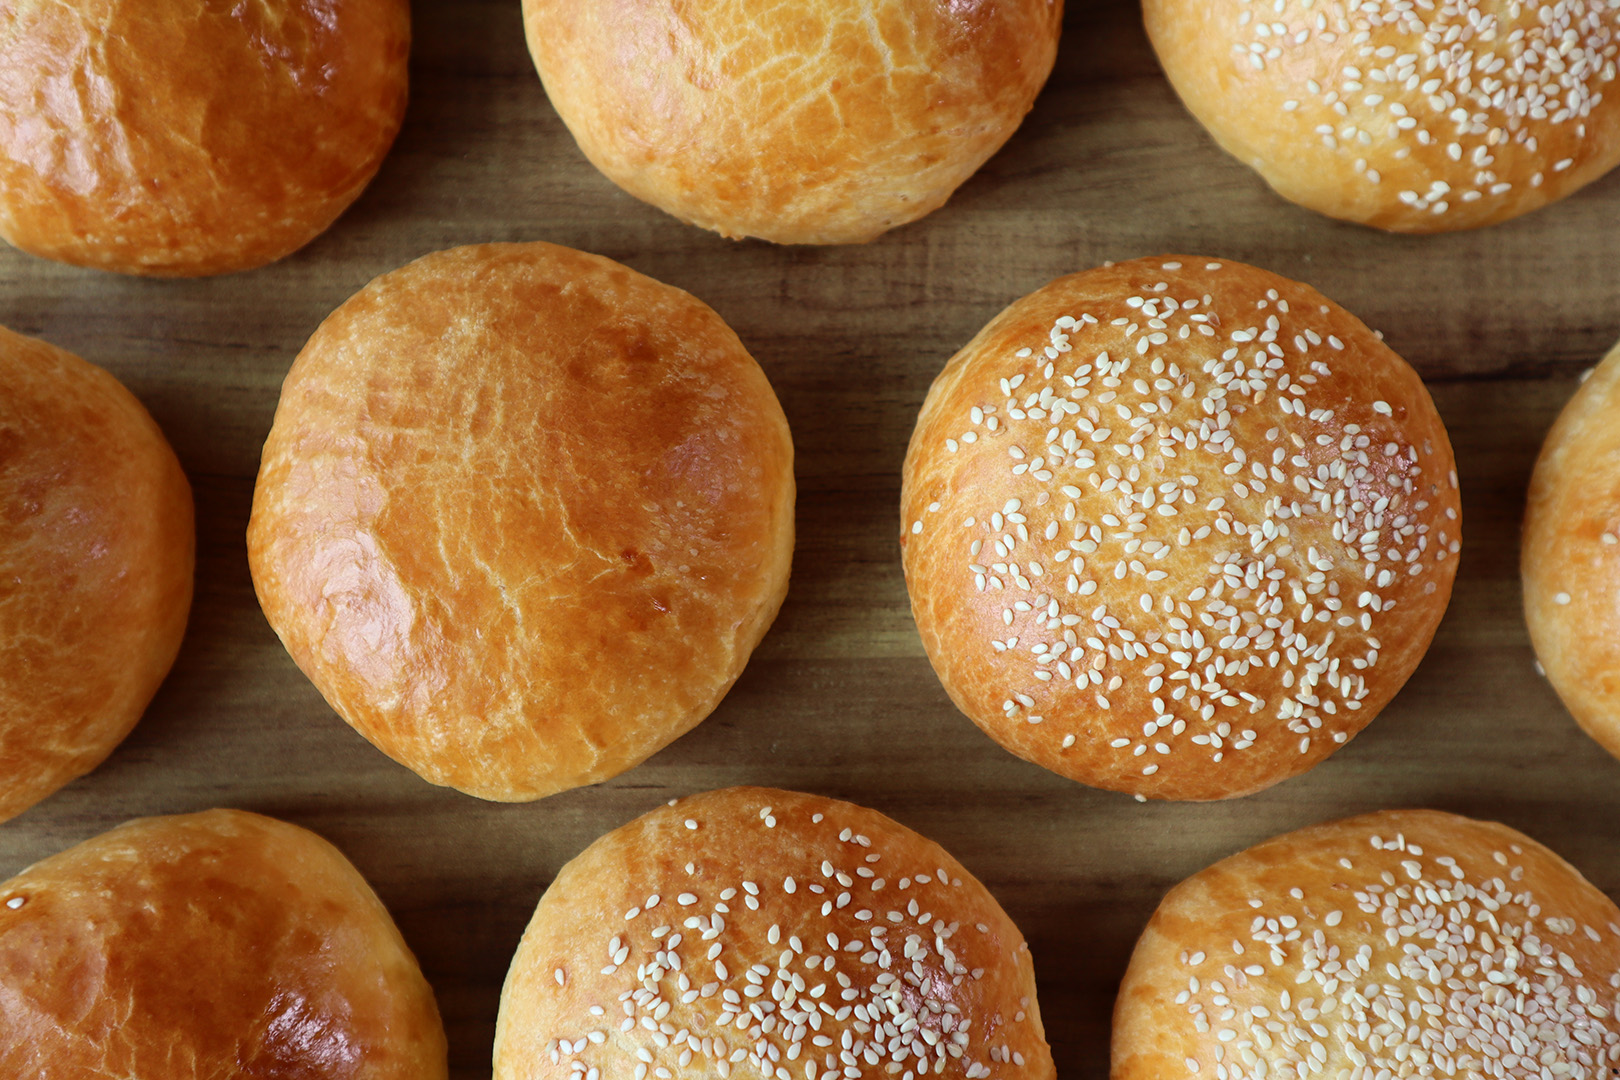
top-left (900, 256), bottom-right (1460, 801)
top-left (1523, 336), bottom-right (1620, 763)
top-left (0, 324), bottom-right (193, 824)
top-left (520, 0), bottom-right (1063, 245)
top-left (247, 243), bottom-right (795, 803)
top-left (1114, 809), bottom-right (1620, 1080)
top-left (0, 810), bottom-right (447, 1077)
top-left (494, 786), bottom-right (1054, 1080)
top-left (0, 0), bottom-right (409, 276)
top-left (1144, 0), bottom-right (1620, 232)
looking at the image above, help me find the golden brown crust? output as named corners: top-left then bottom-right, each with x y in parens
top-left (1523, 338), bottom-right (1620, 762)
top-left (0, 324), bottom-right (192, 824)
top-left (901, 256), bottom-right (1460, 801)
top-left (521, 0), bottom-right (1063, 245)
top-left (248, 243), bottom-right (795, 803)
top-left (0, 0), bottom-right (410, 276)
top-left (0, 809), bottom-right (447, 1078)
top-left (494, 786), bottom-right (1053, 1080)
top-left (1114, 809), bottom-right (1620, 1080)
top-left (1144, 0), bottom-right (1620, 232)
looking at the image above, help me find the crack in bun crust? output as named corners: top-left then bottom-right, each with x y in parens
top-left (248, 243), bottom-right (796, 803)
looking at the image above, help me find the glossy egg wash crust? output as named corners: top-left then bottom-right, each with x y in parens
top-left (901, 257), bottom-right (1460, 801)
top-left (1145, 0), bottom-right (1620, 231)
top-left (522, 0), bottom-right (1063, 244)
top-left (1522, 337), bottom-right (1620, 762)
top-left (495, 787), bottom-right (1054, 1080)
top-left (0, 0), bottom-right (410, 275)
top-left (1114, 809), bottom-right (1620, 1080)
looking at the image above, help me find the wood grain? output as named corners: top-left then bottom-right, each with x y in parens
top-left (3, 1), bottom-right (1618, 1076)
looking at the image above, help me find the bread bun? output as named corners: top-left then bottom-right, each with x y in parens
top-left (901, 256), bottom-right (1460, 801)
top-left (248, 243), bottom-right (795, 802)
top-left (494, 786), bottom-right (1053, 1080)
top-left (0, 325), bottom-right (192, 823)
top-left (1114, 809), bottom-right (1620, 1080)
top-left (521, 0), bottom-right (1063, 245)
top-left (1523, 337), bottom-right (1620, 762)
top-left (0, 0), bottom-right (409, 276)
top-left (1144, 0), bottom-right (1620, 232)
top-left (0, 809), bottom-right (447, 1077)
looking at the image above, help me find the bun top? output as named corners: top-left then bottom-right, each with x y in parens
top-left (248, 243), bottom-right (795, 803)
top-left (0, 324), bottom-right (192, 823)
top-left (1523, 338), bottom-right (1620, 761)
top-left (0, 0), bottom-right (410, 276)
top-left (1144, 0), bottom-right (1620, 231)
top-left (0, 809), bottom-right (447, 1079)
top-left (495, 786), bottom-right (1054, 1080)
top-left (1115, 809), bottom-right (1620, 1080)
top-left (902, 257), bottom-right (1460, 800)
top-left (522, 0), bottom-right (1063, 244)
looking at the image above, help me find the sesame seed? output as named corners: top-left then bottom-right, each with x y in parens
top-left (908, 258), bottom-right (1457, 793)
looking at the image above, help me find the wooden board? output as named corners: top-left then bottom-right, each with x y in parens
top-left (4, 0), bottom-right (1620, 1075)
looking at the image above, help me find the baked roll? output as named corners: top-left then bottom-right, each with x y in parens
top-left (0, 809), bottom-right (447, 1078)
top-left (249, 243), bottom-right (795, 802)
top-left (0, 0), bottom-right (410, 275)
top-left (0, 324), bottom-right (192, 823)
top-left (1523, 336), bottom-right (1620, 762)
top-left (1115, 808), bottom-right (1620, 1080)
top-left (495, 786), bottom-right (1054, 1080)
top-left (1144, 0), bottom-right (1620, 232)
top-left (901, 256), bottom-right (1460, 800)
top-left (521, 0), bottom-right (1064, 244)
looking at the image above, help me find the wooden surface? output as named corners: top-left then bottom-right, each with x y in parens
top-left (4, 1), bottom-right (1620, 1076)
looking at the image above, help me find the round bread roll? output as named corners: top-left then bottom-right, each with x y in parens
top-left (0, 809), bottom-right (447, 1077)
top-left (248, 243), bottom-right (795, 802)
top-left (1144, 0), bottom-right (1620, 232)
top-left (494, 786), bottom-right (1053, 1080)
top-left (521, 0), bottom-right (1063, 245)
top-left (0, 0), bottom-right (409, 276)
top-left (1114, 809), bottom-right (1620, 1080)
top-left (1523, 337), bottom-right (1620, 762)
top-left (0, 324), bottom-right (193, 824)
top-left (901, 256), bottom-right (1460, 801)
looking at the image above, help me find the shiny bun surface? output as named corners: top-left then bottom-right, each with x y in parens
top-left (249, 243), bottom-right (795, 802)
top-left (522, 0), bottom-right (1063, 244)
top-left (1144, 0), bottom-right (1620, 232)
top-left (0, 0), bottom-right (410, 275)
top-left (1523, 338), bottom-right (1620, 762)
top-left (495, 786), bottom-right (1054, 1080)
top-left (1115, 808), bottom-right (1620, 1080)
top-left (902, 256), bottom-right (1460, 800)
top-left (0, 324), bottom-right (192, 823)
top-left (0, 809), bottom-right (447, 1078)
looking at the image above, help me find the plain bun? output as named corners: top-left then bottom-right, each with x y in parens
top-left (0, 324), bottom-right (192, 823)
top-left (901, 256), bottom-right (1460, 800)
top-left (495, 786), bottom-right (1053, 1080)
top-left (1144, 0), bottom-right (1620, 232)
top-left (521, 0), bottom-right (1063, 244)
top-left (0, 809), bottom-right (447, 1078)
top-left (0, 0), bottom-right (410, 276)
top-left (1523, 337), bottom-right (1620, 762)
top-left (1115, 809), bottom-right (1620, 1080)
top-left (248, 243), bottom-right (795, 802)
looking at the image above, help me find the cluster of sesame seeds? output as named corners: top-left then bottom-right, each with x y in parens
top-left (1163, 826), bottom-right (1620, 1079)
top-left (911, 261), bottom-right (1459, 784)
top-left (1231, 0), bottom-right (1620, 216)
top-left (540, 801), bottom-right (1039, 1080)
